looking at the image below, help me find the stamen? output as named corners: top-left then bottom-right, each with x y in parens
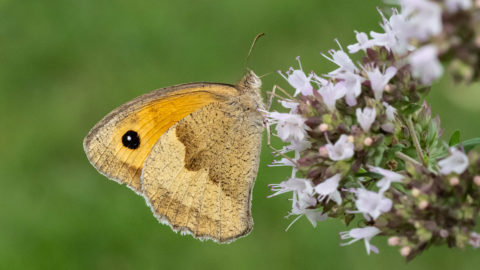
top-left (285, 214), bottom-right (303, 232)
top-left (296, 56), bottom-right (303, 71)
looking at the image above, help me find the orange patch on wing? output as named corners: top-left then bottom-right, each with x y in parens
top-left (111, 88), bottom-right (235, 175)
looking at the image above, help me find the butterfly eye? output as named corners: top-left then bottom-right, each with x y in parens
top-left (122, 130), bottom-right (140, 149)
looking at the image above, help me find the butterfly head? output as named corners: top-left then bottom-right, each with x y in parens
top-left (237, 70), bottom-right (261, 93)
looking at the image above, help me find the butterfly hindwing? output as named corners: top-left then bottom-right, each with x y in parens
top-left (141, 99), bottom-right (264, 243)
top-left (83, 83), bottom-right (238, 193)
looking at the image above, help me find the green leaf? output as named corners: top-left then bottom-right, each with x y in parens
top-left (357, 167), bottom-right (367, 173)
top-left (449, 130), bottom-right (461, 146)
top-left (344, 214), bottom-right (355, 226)
top-left (385, 144), bottom-right (405, 159)
top-left (459, 137), bottom-right (480, 153)
top-left (400, 104), bottom-right (421, 115)
top-left (355, 172), bottom-right (383, 179)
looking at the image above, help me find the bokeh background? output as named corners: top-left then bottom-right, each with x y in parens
top-left (1, 0), bottom-right (480, 269)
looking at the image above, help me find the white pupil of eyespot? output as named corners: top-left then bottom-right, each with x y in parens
top-left (127, 136), bottom-right (131, 141)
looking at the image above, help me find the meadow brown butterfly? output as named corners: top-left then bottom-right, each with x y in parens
top-left (83, 69), bottom-right (265, 243)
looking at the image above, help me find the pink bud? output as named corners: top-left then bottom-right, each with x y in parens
top-left (449, 177), bottom-right (460, 186)
top-left (476, 36), bottom-right (480, 48)
top-left (363, 137), bottom-right (373, 146)
top-left (419, 200), bottom-right (429, 210)
top-left (388, 236), bottom-right (400, 246)
top-left (384, 84), bottom-right (392, 92)
top-left (319, 146), bottom-right (329, 157)
top-left (400, 246), bottom-right (412, 257)
top-left (474, 175), bottom-right (480, 186)
top-left (319, 123), bottom-right (329, 132)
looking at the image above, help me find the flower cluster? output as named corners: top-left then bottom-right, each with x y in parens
top-left (265, 0), bottom-right (480, 260)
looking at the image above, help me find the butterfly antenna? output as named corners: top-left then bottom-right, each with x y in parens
top-left (244, 33), bottom-right (265, 70)
top-left (258, 72), bottom-right (272, 78)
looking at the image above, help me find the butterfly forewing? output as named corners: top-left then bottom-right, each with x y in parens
top-left (83, 84), bottom-right (237, 193)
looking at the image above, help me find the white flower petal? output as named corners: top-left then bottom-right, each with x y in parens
top-left (369, 166), bottom-right (404, 192)
top-left (326, 135), bottom-right (355, 161)
top-left (323, 49), bottom-right (357, 74)
top-left (383, 102), bottom-right (397, 121)
top-left (366, 66), bottom-right (397, 100)
top-left (438, 147), bottom-right (469, 175)
top-left (268, 177), bottom-right (313, 198)
top-left (315, 174), bottom-right (343, 205)
top-left (446, 0), bottom-right (472, 12)
top-left (304, 210), bottom-right (328, 228)
top-left (353, 188), bottom-right (392, 220)
top-left (288, 70), bottom-right (314, 96)
top-left (318, 81), bottom-right (346, 111)
top-left (356, 107), bottom-right (377, 132)
top-left (399, 0), bottom-right (442, 41)
top-left (266, 111), bottom-right (309, 143)
top-left (409, 45), bottom-right (443, 85)
top-left (348, 31), bottom-right (374, 53)
top-left (340, 226), bottom-right (381, 255)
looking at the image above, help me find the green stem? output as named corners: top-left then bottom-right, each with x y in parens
top-left (406, 117), bottom-right (426, 166)
top-left (395, 152), bottom-right (423, 167)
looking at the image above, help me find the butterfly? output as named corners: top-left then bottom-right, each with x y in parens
top-left (83, 70), bottom-right (265, 243)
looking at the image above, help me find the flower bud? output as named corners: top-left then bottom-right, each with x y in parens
top-left (412, 188), bottom-right (421, 197)
top-left (419, 200), bottom-right (429, 210)
top-left (319, 146), bottom-right (329, 157)
top-left (475, 36), bottom-right (480, 48)
top-left (400, 246), bottom-right (412, 257)
top-left (449, 177), bottom-right (460, 186)
top-left (319, 123), bottom-right (329, 132)
top-left (440, 229), bottom-right (449, 238)
top-left (474, 175), bottom-right (480, 186)
top-left (388, 236), bottom-right (400, 246)
top-left (470, 232), bottom-right (480, 248)
top-left (384, 84), bottom-right (392, 92)
top-left (363, 137), bottom-right (373, 146)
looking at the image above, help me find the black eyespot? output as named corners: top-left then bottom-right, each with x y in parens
top-left (122, 130), bottom-right (140, 149)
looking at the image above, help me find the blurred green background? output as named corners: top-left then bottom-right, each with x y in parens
top-left (1, 0), bottom-right (480, 269)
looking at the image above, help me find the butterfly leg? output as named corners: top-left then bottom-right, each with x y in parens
top-left (266, 85), bottom-right (294, 111)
